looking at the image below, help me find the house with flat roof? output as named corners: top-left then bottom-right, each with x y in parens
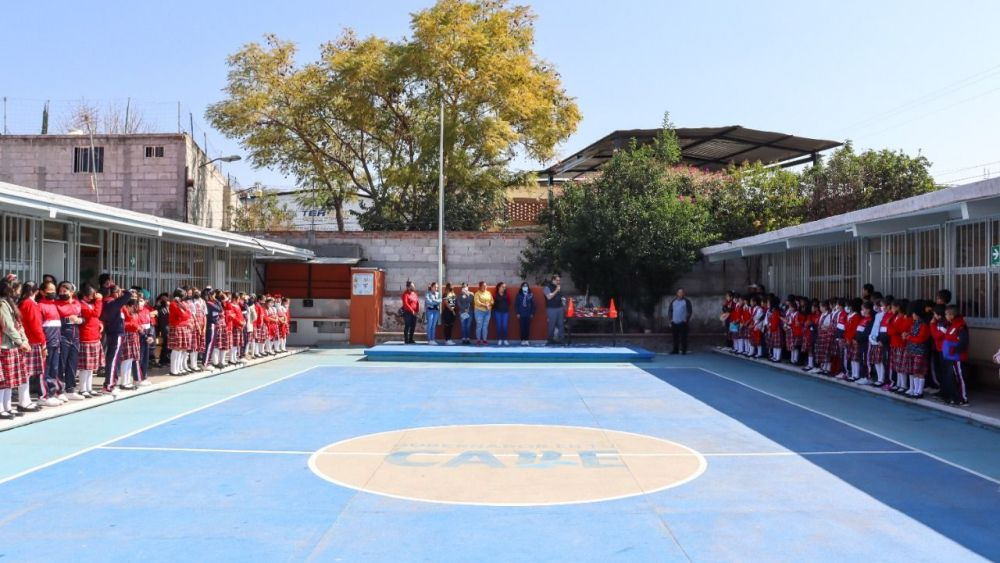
top-left (0, 133), bottom-right (235, 230)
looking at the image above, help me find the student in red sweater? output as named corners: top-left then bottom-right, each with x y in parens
top-left (842, 298), bottom-right (863, 380)
top-left (767, 297), bottom-right (783, 362)
top-left (167, 289), bottom-right (194, 376)
top-left (119, 297), bottom-right (144, 393)
top-left (225, 293), bottom-right (245, 365)
top-left (941, 306), bottom-right (969, 406)
top-left (401, 282), bottom-right (420, 345)
top-left (76, 284), bottom-right (104, 398)
top-left (253, 297), bottom-right (268, 358)
top-left (16, 282), bottom-right (44, 411)
top-left (887, 300), bottom-right (913, 392)
top-left (899, 302), bottom-right (932, 398)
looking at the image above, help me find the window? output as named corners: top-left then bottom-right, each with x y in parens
top-left (73, 147), bottom-right (104, 173)
top-left (144, 146), bottom-right (164, 158)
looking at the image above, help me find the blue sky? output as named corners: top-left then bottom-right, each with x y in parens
top-left (2, 0), bottom-right (999, 187)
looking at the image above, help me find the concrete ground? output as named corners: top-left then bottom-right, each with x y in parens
top-left (0, 349), bottom-right (996, 562)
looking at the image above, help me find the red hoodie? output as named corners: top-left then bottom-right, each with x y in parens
top-left (18, 298), bottom-right (45, 345)
top-left (38, 297), bottom-right (61, 326)
top-left (402, 291), bottom-right (420, 315)
top-left (168, 300), bottom-right (192, 327)
top-left (224, 301), bottom-right (243, 328)
top-left (843, 312), bottom-right (861, 341)
top-left (55, 299), bottom-right (82, 321)
top-left (79, 297), bottom-right (104, 343)
top-left (943, 316), bottom-right (969, 361)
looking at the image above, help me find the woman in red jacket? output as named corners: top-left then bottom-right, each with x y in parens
top-left (168, 289), bottom-right (194, 376)
top-left (253, 297), bottom-right (267, 358)
top-left (37, 281), bottom-right (65, 406)
top-left (76, 284), bottom-right (104, 398)
top-left (16, 282), bottom-right (44, 411)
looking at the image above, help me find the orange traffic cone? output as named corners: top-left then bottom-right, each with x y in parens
top-left (608, 299), bottom-right (618, 319)
top-left (565, 298), bottom-right (575, 318)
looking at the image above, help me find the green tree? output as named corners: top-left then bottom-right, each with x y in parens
top-left (231, 187), bottom-right (295, 232)
top-left (207, 0), bottom-right (580, 231)
top-left (801, 141), bottom-right (936, 220)
top-left (521, 126), bottom-right (717, 316)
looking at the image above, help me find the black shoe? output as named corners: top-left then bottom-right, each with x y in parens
top-left (956, 400), bottom-right (969, 407)
top-left (121, 385), bottom-right (137, 391)
top-left (18, 404), bottom-right (41, 413)
top-left (0, 412), bottom-right (14, 420)
top-left (11, 409), bottom-right (24, 417)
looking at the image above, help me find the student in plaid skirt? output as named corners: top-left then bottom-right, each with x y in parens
top-left (784, 300), bottom-right (804, 365)
top-left (76, 284), bottom-right (104, 397)
top-left (864, 299), bottom-right (891, 386)
top-left (766, 297), bottom-right (783, 362)
top-left (887, 300), bottom-right (912, 392)
top-left (279, 297), bottom-right (291, 353)
top-left (16, 281), bottom-right (45, 411)
top-left (898, 303), bottom-right (931, 398)
top-left (815, 301), bottom-right (834, 373)
top-left (118, 299), bottom-right (144, 390)
top-left (801, 300), bottom-right (818, 372)
top-left (0, 279), bottom-right (31, 420)
top-left (225, 295), bottom-right (244, 364)
top-left (168, 289), bottom-right (195, 376)
top-left (253, 298), bottom-right (268, 357)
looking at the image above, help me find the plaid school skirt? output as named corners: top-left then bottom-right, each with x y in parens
top-left (889, 347), bottom-right (906, 373)
top-left (22, 342), bottom-right (45, 379)
top-left (846, 340), bottom-right (862, 362)
top-left (0, 347), bottom-right (24, 388)
top-left (168, 325), bottom-right (194, 351)
top-left (279, 323), bottom-right (289, 338)
top-left (216, 321), bottom-right (232, 350)
top-left (784, 328), bottom-right (802, 351)
top-left (802, 330), bottom-right (814, 354)
top-left (750, 329), bottom-right (762, 346)
top-left (737, 324), bottom-right (749, 340)
top-left (815, 329), bottom-right (833, 363)
top-left (867, 343), bottom-right (884, 366)
top-left (253, 323), bottom-right (268, 343)
top-left (231, 326), bottom-right (244, 349)
top-left (901, 351), bottom-right (928, 376)
top-left (122, 332), bottom-right (142, 361)
top-left (195, 325), bottom-right (206, 353)
top-left (767, 328), bottom-right (782, 348)
top-left (78, 340), bottom-right (103, 371)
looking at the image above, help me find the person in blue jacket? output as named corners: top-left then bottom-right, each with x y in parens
top-left (99, 280), bottom-right (137, 397)
top-left (515, 281), bottom-right (536, 346)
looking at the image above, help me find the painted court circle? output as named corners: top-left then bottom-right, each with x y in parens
top-left (308, 424), bottom-right (707, 506)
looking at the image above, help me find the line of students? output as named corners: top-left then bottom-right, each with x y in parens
top-left (722, 287), bottom-right (971, 406)
top-left (0, 272), bottom-right (292, 420)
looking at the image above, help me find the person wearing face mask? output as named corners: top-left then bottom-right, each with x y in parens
top-left (168, 288), bottom-right (194, 376)
top-left (441, 284), bottom-right (457, 345)
top-left (76, 284), bottom-right (104, 398)
top-left (135, 290), bottom-right (155, 385)
top-left (53, 282), bottom-right (84, 401)
top-left (204, 290), bottom-right (222, 369)
top-left (37, 282), bottom-right (65, 406)
top-left (17, 282), bottom-right (45, 410)
top-left (224, 292), bottom-right (244, 365)
top-left (456, 283), bottom-right (474, 345)
top-left (119, 296), bottom-right (145, 392)
top-left (0, 279), bottom-right (31, 420)
top-left (515, 282), bottom-right (535, 346)
top-left (493, 282), bottom-right (511, 346)
top-left (99, 282), bottom-right (136, 396)
top-left (154, 293), bottom-right (171, 367)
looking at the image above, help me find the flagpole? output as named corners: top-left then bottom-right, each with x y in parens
top-left (437, 96), bottom-right (445, 291)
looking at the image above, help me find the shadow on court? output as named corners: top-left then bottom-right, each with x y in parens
top-left (639, 366), bottom-right (1000, 561)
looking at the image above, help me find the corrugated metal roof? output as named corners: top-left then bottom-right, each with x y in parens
top-left (542, 126), bottom-right (842, 179)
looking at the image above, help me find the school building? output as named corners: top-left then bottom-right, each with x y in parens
top-left (0, 179), bottom-right (311, 295)
top-left (701, 176), bottom-right (1000, 373)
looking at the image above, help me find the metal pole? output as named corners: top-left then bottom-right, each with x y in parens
top-left (2, 96), bottom-right (6, 134)
top-left (86, 116), bottom-right (100, 203)
top-left (437, 97), bottom-right (445, 290)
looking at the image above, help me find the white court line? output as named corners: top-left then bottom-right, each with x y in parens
top-left (0, 366), bottom-right (320, 486)
top-left (695, 367), bottom-right (1000, 485)
top-left (97, 445), bottom-right (918, 458)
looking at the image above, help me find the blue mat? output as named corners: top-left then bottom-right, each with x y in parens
top-left (363, 343), bottom-right (655, 362)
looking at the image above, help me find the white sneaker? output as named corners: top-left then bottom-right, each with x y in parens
top-left (446, 340), bottom-right (455, 345)
top-left (428, 341), bottom-right (438, 346)
top-left (56, 393), bottom-right (69, 403)
top-left (111, 389), bottom-right (120, 400)
top-left (41, 397), bottom-right (63, 407)
top-left (65, 392), bottom-right (85, 401)
top-left (138, 380), bottom-right (152, 387)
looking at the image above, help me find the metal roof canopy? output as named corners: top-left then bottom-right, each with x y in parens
top-left (543, 126), bottom-right (842, 179)
top-left (0, 181), bottom-right (314, 260)
top-left (701, 177), bottom-right (1000, 261)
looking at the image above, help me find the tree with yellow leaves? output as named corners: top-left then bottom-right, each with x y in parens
top-left (207, 0), bottom-right (580, 231)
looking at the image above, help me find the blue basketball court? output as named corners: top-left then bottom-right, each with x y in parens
top-left (0, 349), bottom-right (997, 562)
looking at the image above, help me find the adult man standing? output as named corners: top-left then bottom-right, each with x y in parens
top-left (544, 275), bottom-right (565, 345)
top-left (669, 288), bottom-right (693, 355)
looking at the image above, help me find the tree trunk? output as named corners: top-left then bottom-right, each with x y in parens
top-left (335, 199), bottom-right (345, 232)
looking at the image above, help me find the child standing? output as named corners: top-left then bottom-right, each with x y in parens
top-left (815, 301), bottom-right (834, 375)
top-left (852, 302), bottom-right (874, 384)
top-left (76, 285), bottom-right (104, 397)
top-left (941, 305), bottom-right (969, 406)
top-left (899, 303), bottom-right (931, 398)
top-left (887, 300), bottom-right (912, 392)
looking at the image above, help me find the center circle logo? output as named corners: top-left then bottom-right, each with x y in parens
top-left (308, 424), bottom-right (707, 506)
